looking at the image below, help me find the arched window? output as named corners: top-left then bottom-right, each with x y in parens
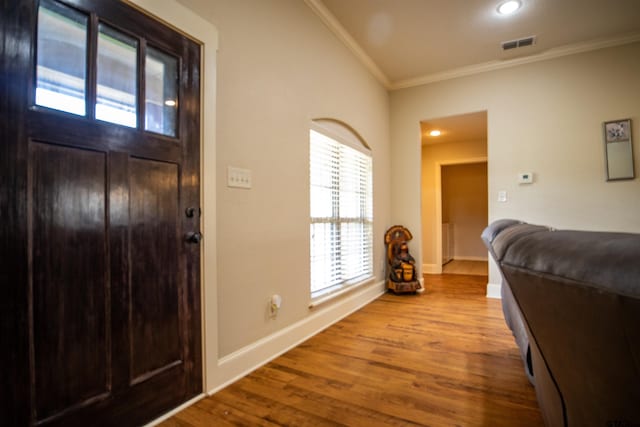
top-left (310, 119), bottom-right (373, 300)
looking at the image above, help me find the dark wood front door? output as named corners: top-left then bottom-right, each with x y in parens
top-left (1, 1), bottom-right (202, 425)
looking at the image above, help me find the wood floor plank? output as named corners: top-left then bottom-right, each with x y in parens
top-left (159, 274), bottom-right (543, 426)
top-left (442, 260), bottom-right (488, 276)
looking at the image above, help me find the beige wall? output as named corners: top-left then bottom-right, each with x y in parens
top-left (421, 140), bottom-right (487, 272)
top-left (442, 162), bottom-right (488, 260)
top-left (392, 42), bottom-right (640, 289)
top-left (130, 0), bottom-right (640, 399)
top-left (177, 0), bottom-right (391, 390)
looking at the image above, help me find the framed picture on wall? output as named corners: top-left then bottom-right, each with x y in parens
top-left (603, 118), bottom-right (635, 181)
top-left (604, 119), bottom-right (631, 143)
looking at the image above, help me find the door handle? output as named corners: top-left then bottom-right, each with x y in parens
top-left (186, 231), bottom-right (203, 244)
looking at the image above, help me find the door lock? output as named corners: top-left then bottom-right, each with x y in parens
top-left (186, 231), bottom-right (203, 244)
top-left (185, 207), bottom-right (201, 218)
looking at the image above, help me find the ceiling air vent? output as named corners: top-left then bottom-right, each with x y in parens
top-left (502, 35), bottom-right (536, 50)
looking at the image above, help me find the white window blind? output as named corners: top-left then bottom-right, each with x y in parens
top-left (310, 128), bottom-right (373, 299)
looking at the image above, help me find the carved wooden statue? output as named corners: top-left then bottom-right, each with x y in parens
top-left (385, 225), bottom-right (422, 294)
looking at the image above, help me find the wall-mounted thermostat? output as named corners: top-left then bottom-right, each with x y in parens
top-left (518, 172), bottom-right (534, 184)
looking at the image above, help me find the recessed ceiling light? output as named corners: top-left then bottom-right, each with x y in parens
top-left (497, 0), bottom-right (521, 15)
top-left (164, 99), bottom-right (177, 107)
top-left (430, 130), bottom-right (441, 137)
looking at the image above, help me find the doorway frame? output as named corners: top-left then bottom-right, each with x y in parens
top-left (434, 157), bottom-right (488, 274)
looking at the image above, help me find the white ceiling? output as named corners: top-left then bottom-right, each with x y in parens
top-left (421, 111), bottom-right (487, 145)
top-left (311, 0), bottom-right (640, 89)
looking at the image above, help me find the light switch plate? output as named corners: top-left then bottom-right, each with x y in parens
top-left (498, 190), bottom-right (507, 202)
top-left (227, 166), bottom-right (252, 189)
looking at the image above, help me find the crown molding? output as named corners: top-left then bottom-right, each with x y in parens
top-left (304, 0), bottom-right (391, 89)
top-left (303, 2), bottom-right (640, 93)
top-left (389, 32), bottom-right (640, 90)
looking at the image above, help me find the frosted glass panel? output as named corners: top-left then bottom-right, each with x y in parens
top-left (145, 47), bottom-right (178, 137)
top-left (36, 2), bottom-right (87, 115)
top-left (606, 140), bottom-right (634, 180)
top-left (97, 25), bottom-right (137, 128)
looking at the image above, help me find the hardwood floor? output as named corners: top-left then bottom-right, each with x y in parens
top-left (442, 260), bottom-right (488, 276)
top-left (159, 275), bottom-right (543, 426)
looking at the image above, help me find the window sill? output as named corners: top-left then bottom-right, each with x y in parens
top-left (308, 276), bottom-right (375, 309)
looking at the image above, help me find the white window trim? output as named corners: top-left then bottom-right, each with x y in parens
top-left (308, 276), bottom-right (375, 309)
top-left (309, 121), bottom-right (370, 155)
top-left (309, 120), bottom-right (374, 307)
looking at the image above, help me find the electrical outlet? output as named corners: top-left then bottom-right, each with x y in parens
top-left (269, 294), bottom-right (282, 319)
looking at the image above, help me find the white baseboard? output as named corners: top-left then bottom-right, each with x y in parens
top-left (145, 393), bottom-right (205, 426)
top-left (422, 263), bottom-right (442, 274)
top-left (454, 256), bottom-right (489, 262)
top-left (486, 282), bottom-right (502, 299)
top-left (206, 280), bottom-right (386, 395)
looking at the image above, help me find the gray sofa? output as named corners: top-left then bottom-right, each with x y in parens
top-left (482, 219), bottom-right (640, 427)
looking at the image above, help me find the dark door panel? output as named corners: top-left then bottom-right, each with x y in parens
top-left (30, 141), bottom-right (111, 423)
top-left (1, 0), bottom-right (202, 425)
top-left (129, 158), bottom-right (182, 384)
top-left (41, 370), bottom-right (189, 427)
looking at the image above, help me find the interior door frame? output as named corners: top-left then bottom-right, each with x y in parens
top-left (434, 157), bottom-right (488, 274)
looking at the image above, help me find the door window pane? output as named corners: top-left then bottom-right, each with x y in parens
top-left (36, 1), bottom-right (87, 116)
top-left (96, 25), bottom-right (137, 128)
top-left (145, 47), bottom-right (178, 137)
